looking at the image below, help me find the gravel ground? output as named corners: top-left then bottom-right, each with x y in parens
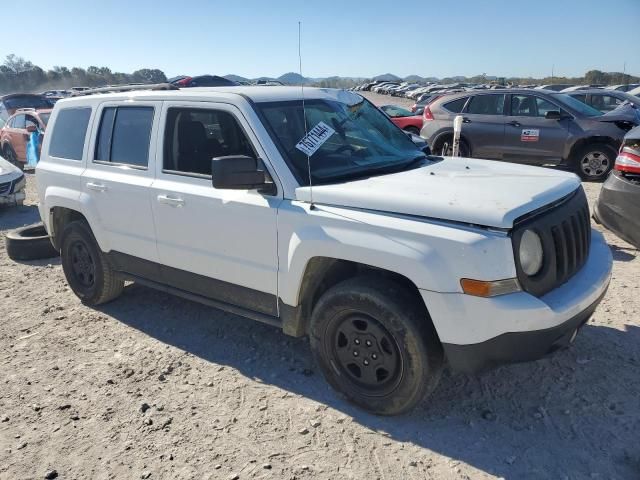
top-left (1, 153), bottom-right (639, 479)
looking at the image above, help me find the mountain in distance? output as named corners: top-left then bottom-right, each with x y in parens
top-left (277, 72), bottom-right (314, 84)
top-left (223, 74), bottom-right (250, 83)
top-left (372, 73), bottom-right (402, 81)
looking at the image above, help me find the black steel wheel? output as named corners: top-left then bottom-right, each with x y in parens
top-left (69, 240), bottom-right (96, 288)
top-left (310, 276), bottom-right (443, 415)
top-left (328, 312), bottom-right (403, 397)
top-left (60, 220), bottom-right (124, 305)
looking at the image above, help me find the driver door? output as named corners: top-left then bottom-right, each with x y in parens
top-left (151, 101), bottom-right (282, 316)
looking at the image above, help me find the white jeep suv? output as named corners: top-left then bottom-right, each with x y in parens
top-left (36, 86), bottom-right (612, 414)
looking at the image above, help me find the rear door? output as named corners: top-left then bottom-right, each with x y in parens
top-left (459, 93), bottom-right (506, 159)
top-left (9, 114), bottom-right (28, 161)
top-left (502, 94), bottom-right (569, 165)
top-left (81, 102), bottom-right (161, 265)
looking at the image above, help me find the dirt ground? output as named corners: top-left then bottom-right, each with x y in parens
top-left (1, 125), bottom-right (639, 480)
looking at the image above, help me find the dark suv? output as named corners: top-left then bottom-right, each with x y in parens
top-left (421, 89), bottom-right (635, 180)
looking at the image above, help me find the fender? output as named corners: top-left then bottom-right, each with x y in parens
top-left (276, 201), bottom-right (516, 307)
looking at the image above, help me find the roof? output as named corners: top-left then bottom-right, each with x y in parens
top-left (53, 86), bottom-right (359, 106)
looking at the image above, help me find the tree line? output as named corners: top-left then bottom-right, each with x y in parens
top-left (0, 55), bottom-right (167, 95)
top-left (1, 54), bottom-right (638, 94)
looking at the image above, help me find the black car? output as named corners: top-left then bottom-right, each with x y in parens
top-left (594, 126), bottom-right (640, 248)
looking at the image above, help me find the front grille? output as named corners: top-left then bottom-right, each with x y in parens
top-left (0, 181), bottom-right (11, 195)
top-left (512, 188), bottom-right (591, 297)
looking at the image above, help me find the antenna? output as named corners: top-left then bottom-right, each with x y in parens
top-left (298, 20), bottom-right (315, 210)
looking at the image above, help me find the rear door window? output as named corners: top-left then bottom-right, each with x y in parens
top-left (466, 94), bottom-right (505, 115)
top-left (442, 97), bottom-right (468, 113)
top-left (48, 108), bottom-right (92, 160)
top-left (12, 114), bottom-right (26, 129)
top-left (94, 106), bottom-right (154, 168)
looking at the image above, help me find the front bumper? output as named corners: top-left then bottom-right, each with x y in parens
top-left (594, 171), bottom-right (640, 248)
top-left (421, 229), bottom-right (612, 373)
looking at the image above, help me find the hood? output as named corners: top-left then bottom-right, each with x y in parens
top-left (599, 103), bottom-right (640, 126)
top-left (0, 155), bottom-right (22, 177)
top-left (295, 157), bottom-right (581, 229)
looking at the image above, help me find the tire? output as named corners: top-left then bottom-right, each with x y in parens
top-left (309, 276), bottom-right (443, 415)
top-left (572, 143), bottom-right (616, 181)
top-left (5, 223), bottom-right (59, 261)
top-left (60, 220), bottom-right (124, 305)
top-left (435, 135), bottom-right (470, 157)
top-left (404, 126), bottom-right (420, 136)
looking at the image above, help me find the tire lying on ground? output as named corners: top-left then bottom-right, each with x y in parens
top-left (5, 223), bottom-right (60, 261)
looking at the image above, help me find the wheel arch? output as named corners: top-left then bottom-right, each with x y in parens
top-left (431, 129), bottom-right (473, 155)
top-left (568, 135), bottom-right (619, 160)
top-left (280, 256), bottom-right (436, 340)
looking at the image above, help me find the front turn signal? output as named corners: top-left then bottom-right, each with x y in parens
top-left (460, 278), bottom-right (521, 297)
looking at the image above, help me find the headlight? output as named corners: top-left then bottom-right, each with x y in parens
top-left (519, 229), bottom-right (544, 276)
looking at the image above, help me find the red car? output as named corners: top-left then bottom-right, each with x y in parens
top-left (0, 108), bottom-right (51, 170)
top-left (380, 105), bottom-right (423, 135)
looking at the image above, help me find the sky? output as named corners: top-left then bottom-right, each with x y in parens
top-left (2, 0), bottom-right (639, 79)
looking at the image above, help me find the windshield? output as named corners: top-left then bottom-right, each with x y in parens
top-left (553, 94), bottom-right (603, 117)
top-left (257, 96), bottom-right (425, 185)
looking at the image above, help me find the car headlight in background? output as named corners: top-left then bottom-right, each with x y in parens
top-left (519, 229), bottom-right (544, 276)
top-left (12, 174), bottom-right (26, 193)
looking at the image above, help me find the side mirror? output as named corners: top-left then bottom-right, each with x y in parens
top-left (211, 155), bottom-right (266, 190)
top-left (545, 110), bottom-right (562, 120)
top-left (26, 124), bottom-right (37, 133)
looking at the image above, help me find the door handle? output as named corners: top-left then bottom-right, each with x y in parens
top-left (462, 117), bottom-right (471, 123)
top-left (86, 182), bottom-right (108, 192)
top-left (157, 194), bottom-right (185, 207)
top-left (508, 121), bottom-right (521, 127)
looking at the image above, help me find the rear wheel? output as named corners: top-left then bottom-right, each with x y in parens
top-left (434, 135), bottom-right (470, 157)
top-left (60, 220), bottom-right (124, 305)
top-left (572, 143), bottom-right (616, 181)
top-left (309, 276), bottom-right (443, 415)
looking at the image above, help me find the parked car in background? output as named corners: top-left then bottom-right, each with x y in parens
top-left (606, 84), bottom-right (640, 92)
top-left (0, 109), bottom-right (51, 169)
top-left (0, 94), bottom-right (52, 128)
top-left (627, 86), bottom-right (640, 97)
top-left (535, 84), bottom-right (575, 92)
top-left (380, 105), bottom-right (423, 134)
top-left (421, 89), bottom-right (635, 180)
top-left (594, 126), bottom-right (640, 248)
top-left (0, 154), bottom-right (26, 207)
top-left (566, 89), bottom-right (640, 113)
top-left (168, 75), bottom-right (238, 87)
top-left (560, 85), bottom-right (604, 92)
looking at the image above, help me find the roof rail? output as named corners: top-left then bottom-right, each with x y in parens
top-left (15, 107), bottom-right (38, 112)
top-left (71, 83), bottom-right (179, 96)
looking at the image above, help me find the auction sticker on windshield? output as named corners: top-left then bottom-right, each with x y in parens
top-left (521, 129), bottom-right (540, 142)
top-left (295, 122), bottom-right (336, 156)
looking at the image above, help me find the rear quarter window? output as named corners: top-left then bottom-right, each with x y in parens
top-left (48, 108), bottom-right (92, 160)
top-left (442, 97), bottom-right (468, 113)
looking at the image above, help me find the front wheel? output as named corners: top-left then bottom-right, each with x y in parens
top-left (572, 143), bottom-right (616, 181)
top-left (309, 277), bottom-right (443, 415)
top-left (60, 220), bottom-right (124, 305)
